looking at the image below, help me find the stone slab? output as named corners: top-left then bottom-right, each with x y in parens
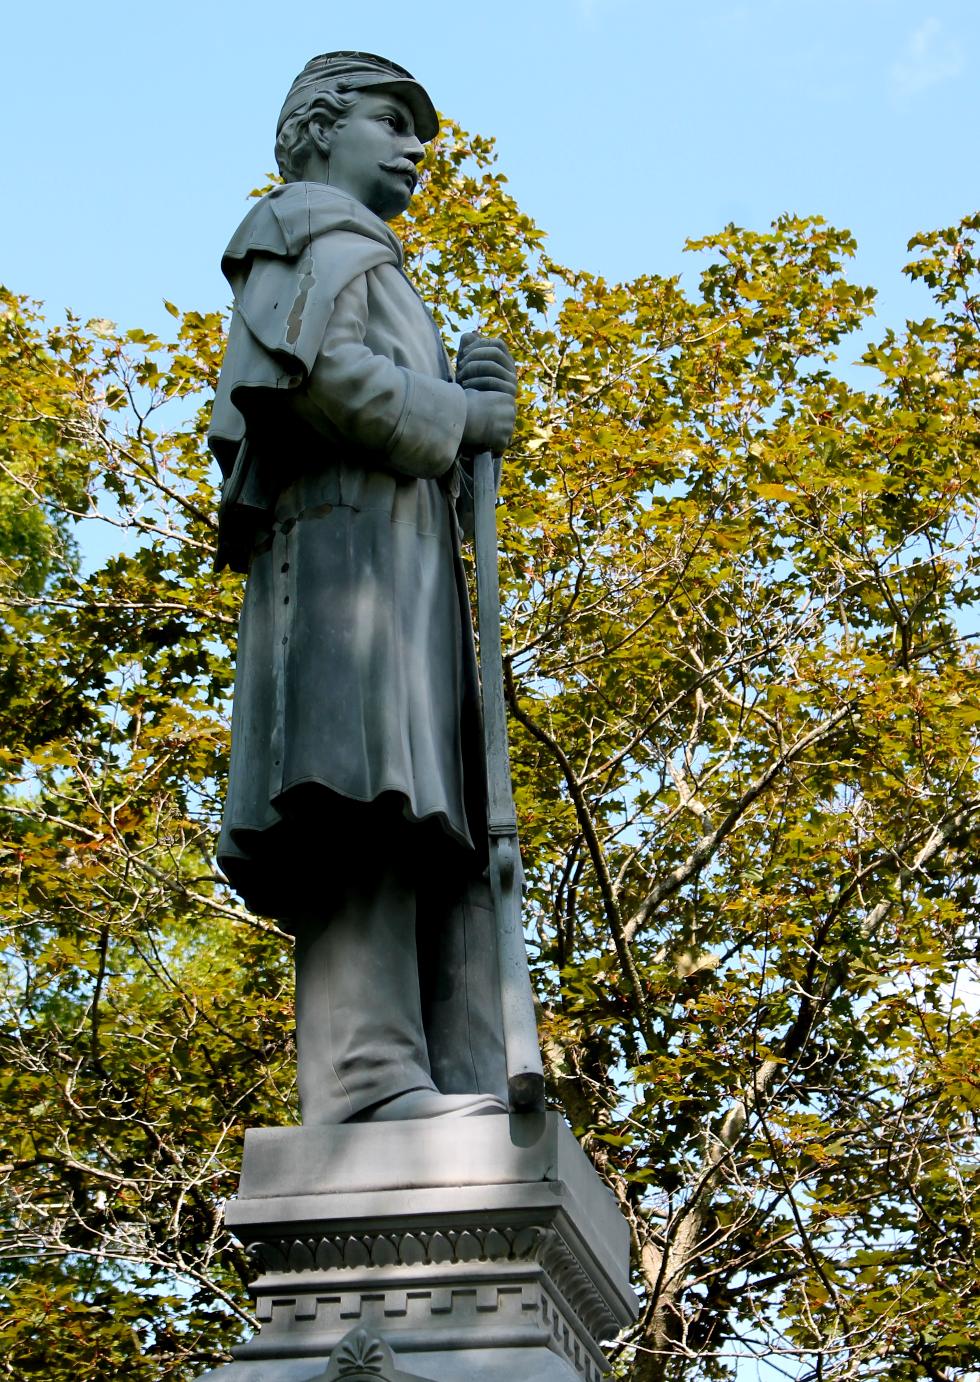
top-left (239, 1112), bottom-right (597, 1198)
top-left (231, 1111), bottom-right (627, 1292)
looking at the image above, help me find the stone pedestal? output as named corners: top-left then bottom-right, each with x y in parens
top-left (201, 1112), bottom-right (637, 1380)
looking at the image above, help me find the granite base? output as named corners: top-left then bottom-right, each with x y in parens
top-left (198, 1112), bottom-right (637, 1381)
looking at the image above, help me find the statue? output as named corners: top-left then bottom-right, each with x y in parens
top-left (209, 52), bottom-right (529, 1125)
top-left (198, 61), bottom-right (635, 1381)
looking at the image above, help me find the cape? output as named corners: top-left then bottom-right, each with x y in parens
top-left (209, 183), bottom-right (404, 571)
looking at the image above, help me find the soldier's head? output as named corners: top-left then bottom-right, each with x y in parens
top-left (275, 52), bottom-right (438, 222)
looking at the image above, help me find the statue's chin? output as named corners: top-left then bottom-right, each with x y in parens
top-left (375, 194), bottom-right (413, 223)
top-left (370, 178), bottom-right (415, 223)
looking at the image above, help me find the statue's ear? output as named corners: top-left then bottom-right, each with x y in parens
top-left (308, 119), bottom-right (332, 158)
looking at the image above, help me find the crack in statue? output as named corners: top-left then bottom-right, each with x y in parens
top-left (209, 52), bottom-right (524, 1125)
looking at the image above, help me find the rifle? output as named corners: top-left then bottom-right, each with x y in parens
top-left (472, 448), bottom-right (546, 1114)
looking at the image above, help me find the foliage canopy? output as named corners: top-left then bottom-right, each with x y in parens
top-left (1, 124), bottom-right (979, 1381)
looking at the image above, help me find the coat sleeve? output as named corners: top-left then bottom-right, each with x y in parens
top-left (300, 273), bottom-right (469, 479)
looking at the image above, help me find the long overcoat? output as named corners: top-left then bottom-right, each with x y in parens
top-left (209, 183), bottom-right (486, 920)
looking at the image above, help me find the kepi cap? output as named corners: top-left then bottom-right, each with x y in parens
top-left (277, 51), bottom-right (439, 143)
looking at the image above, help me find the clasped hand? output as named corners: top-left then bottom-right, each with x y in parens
top-left (458, 332), bottom-right (517, 455)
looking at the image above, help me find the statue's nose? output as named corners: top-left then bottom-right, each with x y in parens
top-left (403, 136), bottom-right (425, 165)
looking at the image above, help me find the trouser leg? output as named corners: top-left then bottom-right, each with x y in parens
top-left (417, 859), bottom-right (508, 1105)
top-left (293, 854), bottom-right (436, 1124)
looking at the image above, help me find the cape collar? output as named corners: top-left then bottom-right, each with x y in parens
top-left (222, 181), bottom-right (404, 279)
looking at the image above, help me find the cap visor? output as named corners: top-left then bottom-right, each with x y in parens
top-left (356, 76), bottom-right (439, 142)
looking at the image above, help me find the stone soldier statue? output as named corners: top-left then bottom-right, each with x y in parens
top-left (209, 53), bottom-right (519, 1124)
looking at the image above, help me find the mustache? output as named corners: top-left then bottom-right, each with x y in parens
top-left (378, 159), bottom-right (419, 185)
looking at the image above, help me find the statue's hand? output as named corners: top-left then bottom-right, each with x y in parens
top-left (462, 389), bottom-right (516, 454)
top-left (457, 333), bottom-right (517, 454)
top-left (456, 333), bottom-right (517, 395)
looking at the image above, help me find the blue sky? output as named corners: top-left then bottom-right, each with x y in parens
top-left (3, 0), bottom-right (977, 344)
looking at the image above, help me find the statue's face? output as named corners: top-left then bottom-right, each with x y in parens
top-left (321, 91), bottom-right (425, 221)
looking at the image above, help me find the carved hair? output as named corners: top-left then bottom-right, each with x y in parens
top-left (275, 85), bottom-right (360, 183)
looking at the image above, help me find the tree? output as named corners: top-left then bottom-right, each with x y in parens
top-left (0, 126), bottom-right (978, 1381)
